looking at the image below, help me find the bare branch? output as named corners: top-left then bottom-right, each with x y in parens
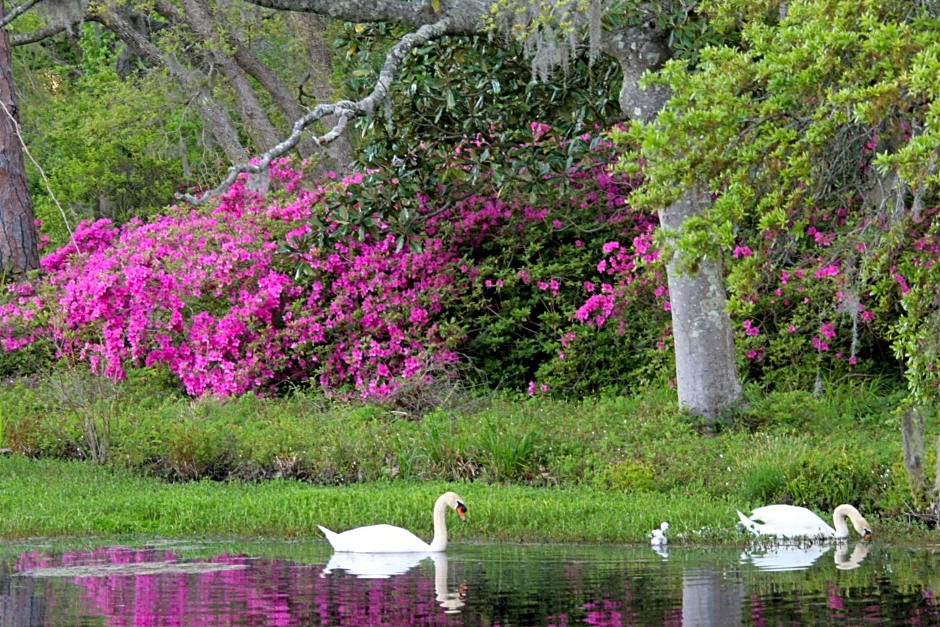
top-left (1, 0), bottom-right (43, 28)
top-left (318, 112), bottom-right (350, 145)
top-left (12, 22), bottom-right (65, 45)
top-left (179, 17), bottom-right (453, 205)
top-left (11, 10), bottom-right (98, 46)
top-left (242, 0), bottom-right (489, 34)
top-left (241, 0), bottom-right (438, 28)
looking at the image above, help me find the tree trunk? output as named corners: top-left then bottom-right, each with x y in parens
top-left (0, 0), bottom-right (39, 275)
top-left (168, 0), bottom-right (280, 152)
top-left (901, 405), bottom-right (927, 506)
top-left (290, 13), bottom-right (355, 174)
top-left (934, 434), bottom-right (940, 523)
top-left (660, 190), bottom-right (742, 422)
top-left (605, 27), bottom-right (742, 422)
top-left (97, 5), bottom-right (251, 164)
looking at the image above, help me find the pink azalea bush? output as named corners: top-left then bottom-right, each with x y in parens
top-left (425, 130), bottom-right (672, 396)
top-left (721, 195), bottom-right (940, 389)
top-left (1, 160), bottom-right (463, 398)
top-left (2, 126), bottom-right (671, 399)
top-left (2, 121), bottom-right (933, 400)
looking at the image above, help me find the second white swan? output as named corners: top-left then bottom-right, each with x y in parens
top-left (736, 503), bottom-right (872, 541)
top-left (650, 521), bottom-right (669, 546)
top-left (318, 491), bottom-right (467, 552)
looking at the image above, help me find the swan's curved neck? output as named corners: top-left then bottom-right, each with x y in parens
top-left (832, 504), bottom-right (862, 538)
top-left (429, 495), bottom-right (450, 551)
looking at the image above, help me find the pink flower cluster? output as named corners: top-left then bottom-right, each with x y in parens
top-left (1, 160), bottom-right (461, 398)
top-left (574, 226), bottom-right (666, 328)
top-left (726, 193), bottom-right (940, 378)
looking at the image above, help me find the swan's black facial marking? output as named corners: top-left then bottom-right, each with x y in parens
top-left (456, 502), bottom-right (467, 520)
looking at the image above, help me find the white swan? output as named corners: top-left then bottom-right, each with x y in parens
top-left (318, 491), bottom-right (467, 552)
top-left (649, 521), bottom-right (669, 546)
top-left (736, 504), bottom-right (872, 541)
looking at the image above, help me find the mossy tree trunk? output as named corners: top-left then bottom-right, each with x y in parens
top-left (604, 27), bottom-right (742, 423)
top-left (900, 406), bottom-right (927, 507)
top-left (0, 0), bottom-right (39, 276)
top-left (900, 405), bottom-right (940, 524)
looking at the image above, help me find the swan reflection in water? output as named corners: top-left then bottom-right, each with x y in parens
top-left (740, 543), bottom-right (832, 572)
top-left (321, 551), bottom-right (466, 613)
top-left (834, 541), bottom-right (870, 570)
top-left (740, 541), bottom-right (871, 572)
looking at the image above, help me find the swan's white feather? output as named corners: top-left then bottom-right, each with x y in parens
top-left (318, 524), bottom-right (431, 552)
top-left (649, 521), bottom-right (669, 546)
top-left (737, 504), bottom-right (837, 539)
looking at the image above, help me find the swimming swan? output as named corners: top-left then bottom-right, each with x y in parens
top-left (736, 504), bottom-right (872, 541)
top-left (650, 521), bottom-right (669, 546)
top-left (318, 491), bottom-right (467, 552)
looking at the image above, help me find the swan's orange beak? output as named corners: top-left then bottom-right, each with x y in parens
top-left (863, 529), bottom-right (872, 541)
top-left (456, 503), bottom-right (467, 520)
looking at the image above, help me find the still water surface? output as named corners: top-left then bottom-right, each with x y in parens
top-left (1, 539), bottom-right (938, 625)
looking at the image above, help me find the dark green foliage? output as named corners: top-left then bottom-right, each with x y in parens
top-left (13, 25), bottom-right (205, 247)
top-left (336, 26), bottom-right (623, 157)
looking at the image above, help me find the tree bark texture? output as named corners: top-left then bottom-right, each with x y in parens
top-left (291, 14), bottom-right (355, 174)
top-left (659, 189), bottom-right (742, 421)
top-left (901, 406), bottom-right (927, 506)
top-left (934, 434), bottom-right (940, 522)
top-left (97, 5), bottom-right (251, 163)
top-left (168, 0), bottom-right (281, 152)
top-left (0, 0), bottom-right (39, 275)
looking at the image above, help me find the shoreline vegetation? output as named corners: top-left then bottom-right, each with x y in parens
top-left (1, 372), bottom-right (935, 544)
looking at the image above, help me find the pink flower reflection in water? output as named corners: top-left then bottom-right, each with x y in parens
top-left (15, 546), bottom-right (465, 626)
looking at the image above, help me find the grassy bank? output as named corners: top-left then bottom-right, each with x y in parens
top-left (0, 371), bottom-right (936, 542)
top-left (0, 456), bottom-right (740, 542)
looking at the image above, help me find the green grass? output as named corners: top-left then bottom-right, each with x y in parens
top-left (0, 456), bottom-right (739, 542)
top-left (0, 371), bottom-right (936, 543)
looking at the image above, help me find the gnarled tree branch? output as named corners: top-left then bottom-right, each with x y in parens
top-left (11, 9), bottom-right (98, 46)
top-left (241, 0), bottom-right (439, 28)
top-left (1, 0), bottom-right (43, 28)
top-left (179, 16), bottom-right (453, 204)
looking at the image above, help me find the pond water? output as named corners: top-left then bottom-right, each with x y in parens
top-left (1, 538), bottom-right (938, 625)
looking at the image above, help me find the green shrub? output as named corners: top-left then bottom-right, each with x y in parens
top-left (0, 369), bottom-right (911, 528)
top-left (596, 459), bottom-right (656, 491)
top-left (738, 389), bottom-right (823, 432)
top-left (784, 444), bottom-right (892, 513)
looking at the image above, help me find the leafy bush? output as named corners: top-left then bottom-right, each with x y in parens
top-left (1, 162), bottom-right (465, 399)
top-left (15, 25), bottom-right (202, 246)
top-left (3, 121), bottom-right (673, 400)
top-left (621, 0), bottom-right (940, 397)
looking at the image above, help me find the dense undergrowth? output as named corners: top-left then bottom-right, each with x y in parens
top-left (0, 369), bottom-right (930, 541)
